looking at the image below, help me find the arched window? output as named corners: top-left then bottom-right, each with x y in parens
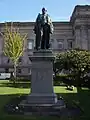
top-left (57, 39), bottom-right (64, 50)
top-left (27, 39), bottom-right (34, 50)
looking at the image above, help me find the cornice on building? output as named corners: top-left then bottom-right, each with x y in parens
top-left (70, 5), bottom-right (90, 23)
top-left (0, 21), bottom-right (73, 31)
top-left (0, 21), bottom-right (71, 27)
top-left (0, 22), bottom-right (35, 27)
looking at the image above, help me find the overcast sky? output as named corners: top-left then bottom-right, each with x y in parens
top-left (0, 0), bottom-right (90, 22)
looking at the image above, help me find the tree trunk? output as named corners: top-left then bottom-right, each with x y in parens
top-left (13, 62), bottom-right (17, 83)
top-left (76, 73), bottom-right (82, 93)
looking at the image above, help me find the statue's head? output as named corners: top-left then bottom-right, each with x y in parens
top-left (42, 7), bottom-right (47, 14)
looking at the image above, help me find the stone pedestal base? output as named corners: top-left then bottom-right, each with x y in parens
top-left (27, 93), bottom-right (57, 104)
top-left (27, 50), bottom-right (57, 104)
top-left (20, 50), bottom-right (65, 109)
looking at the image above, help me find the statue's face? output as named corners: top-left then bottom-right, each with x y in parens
top-left (42, 8), bottom-right (46, 15)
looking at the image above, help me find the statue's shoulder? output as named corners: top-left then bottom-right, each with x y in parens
top-left (36, 13), bottom-right (42, 20)
top-left (46, 14), bottom-right (52, 21)
top-left (46, 14), bottom-right (52, 22)
top-left (46, 14), bottom-right (50, 18)
top-left (37, 13), bottom-right (42, 17)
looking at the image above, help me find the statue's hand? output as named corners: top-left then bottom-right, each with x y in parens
top-left (41, 30), bottom-right (43, 36)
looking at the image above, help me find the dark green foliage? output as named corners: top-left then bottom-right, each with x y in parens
top-left (54, 49), bottom-right (90, 87)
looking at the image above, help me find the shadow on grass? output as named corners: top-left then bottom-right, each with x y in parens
top-left (0, 88), bottom-right (89, 120)
top-left (58, 88), bottom-right (90, 120)
top-left (0, 82), bottom-right (31, 88)
top-left (0, 94), bottom-right (58, 120)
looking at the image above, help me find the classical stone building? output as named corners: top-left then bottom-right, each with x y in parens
top-left (0, 5), bottom-right (90, 77)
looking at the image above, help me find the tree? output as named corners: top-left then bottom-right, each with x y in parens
top-left (54, 49), bottom-right (90, 87)
top-left (1, 22), bottom-right (27, 81)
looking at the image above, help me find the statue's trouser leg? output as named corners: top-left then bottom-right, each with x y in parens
top-left (46, 32), bottom-right (50, 49)
top-left (41, 35), bottom-right (45, 49)
top-left (41, 24), bottom-right (50, 49)
top-left (44, 24), bottom-right (50, 49)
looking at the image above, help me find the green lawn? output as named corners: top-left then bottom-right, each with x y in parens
top-left (0, 80), bottom-right (90, 120)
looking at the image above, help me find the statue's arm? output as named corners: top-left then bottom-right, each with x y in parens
top-left (33, 13), bottom-right (41, 34)
top-left (47, 15), bottom-right (54, 34)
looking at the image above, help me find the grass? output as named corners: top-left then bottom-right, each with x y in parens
top-left (0, 80), bottom-right (90, 120)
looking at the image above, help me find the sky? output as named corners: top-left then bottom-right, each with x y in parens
top-left (0, 0), bottom-right (90, 22)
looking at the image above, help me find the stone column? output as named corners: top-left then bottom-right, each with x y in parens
top-left (74, 26), bottom-right (81, 49)
top-left (64, 38), bottom-right (68, 50)
top-left (81, 25), bottom-right (88, 50)
top-left (27, 50), bottom-right (57, 104)
top-left (88, 28), bottom-right (90, 50)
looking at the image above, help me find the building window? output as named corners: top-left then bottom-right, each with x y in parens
top-left (57, 39), bottom-right (64, 50)
top-left (28, 68), bottom-right (31, 74)
top-left (28, 42), bottom-right (33, 49)
top-left (50, 39), bottom-right (54, 49)
top-left (5, 68), bottom-right (9, 73)
top-left (17, 69), bottom-right (21, 74)
top-left (27, 39), bottom-right (34, 50)
top-left (58, 42), bottom-right (63, 49)
top-left (68, 40), bottom-right (73, 49)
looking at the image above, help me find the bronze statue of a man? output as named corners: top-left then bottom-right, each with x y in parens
top-left (33, 7), bottom-right (54, 50)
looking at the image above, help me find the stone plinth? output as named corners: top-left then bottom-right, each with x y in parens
top-left (27, 50), bottom-right (57, 104)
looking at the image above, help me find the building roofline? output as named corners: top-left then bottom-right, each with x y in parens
top-left (0, 21), bottom-right (71, 27)
top-left (70, 5), bottom-right (90, 22)
top-left (0, 5), bottom-right (90, 27)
